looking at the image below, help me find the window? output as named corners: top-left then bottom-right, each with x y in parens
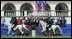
top-left (3, 3), bottom-right (16, 17)
top-left (55, 3), bottom-right (68, 16)
top-left (20, 3), bottom-right (33, 16)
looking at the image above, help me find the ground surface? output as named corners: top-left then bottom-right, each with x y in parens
top-left (1, 35), bottom-right (71, 38)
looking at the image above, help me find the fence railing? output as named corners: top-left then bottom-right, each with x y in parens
top-left (1, 10), bottom-right (71, 17)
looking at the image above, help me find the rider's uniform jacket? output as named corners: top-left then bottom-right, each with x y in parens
top-left (17, 19), bottom-right (21, 25)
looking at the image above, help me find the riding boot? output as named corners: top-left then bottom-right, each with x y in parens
top-left (7, 34), bottom-right (8, 37)
top-left (22, 34), bottom-right (24, 36)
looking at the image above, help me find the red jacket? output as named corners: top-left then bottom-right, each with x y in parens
top-left (17, 19), bottom-right (21, 25)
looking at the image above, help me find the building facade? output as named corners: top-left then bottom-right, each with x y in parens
top-left (1, 1), bottom-right (71, 24)
top-left (1, 1), bottom-right (71, 16)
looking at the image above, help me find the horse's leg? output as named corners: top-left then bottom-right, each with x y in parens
top-left (57, 26), bottom-right (62, 34)
top-left (13, 25), bottom-right (18, 31)
top-left (18, 26), bottom-right (24, 36)
top-left (46, 27), bottom-right (49, 36)
top-left (41, 27), bottom-right (43, 35)
top-left (52, 29), bottom-right (55, 36)
top-left (7, 27), bottom-right (11, 36)
top-left (41, 26), bottom-right (46, 36)
top-left (12, 32), bottom-right (14, 36)
top-left (22, 24), bottom-right (29, 31)
top-left (7, 31), bottom-right (10, 37)
top-left (23, 27), bottom-right (29, 31)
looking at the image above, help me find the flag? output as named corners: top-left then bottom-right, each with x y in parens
top-left (35, 1), bottom-right (42, 10)
top-left (39, 1), bottom-right (42, 10)
top-left (41, 1), bottom-right (47, 10)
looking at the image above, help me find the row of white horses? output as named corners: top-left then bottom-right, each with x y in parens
top-left (4, 19), bottom-right (62, 36)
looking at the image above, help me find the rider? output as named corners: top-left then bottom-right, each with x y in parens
top-left (45, 17), bottom-right (54, 36)
top-left (10, 15), bottom-right (17, 30)
top-left (17, 17), bottom-right (22, 35)
top-left (17, 17), bottom-right (22, 25)
top-left (48, 17), bottom-right (54, 28)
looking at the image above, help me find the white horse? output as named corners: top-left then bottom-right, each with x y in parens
top-left (39, 20), bottom-right (48, 32)
top-left (13, 23), bottom-right (29, 34)
top-left (4, 22), bottom-right (16, 36)
top-left (48, 18), bottom-right (62, 35)
top-left (4, 21), bottom-right (29, 36)
top-left (49, 25), bottom-right (62, 35)
top-left (39, 18), bottom-right (62, 35)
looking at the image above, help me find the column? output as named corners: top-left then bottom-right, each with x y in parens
top-left (1, 10), bottom-right (4, 17)
top-left (68, 10), bottom-right (71, 16)
top-left (24, 11), bottom-right (27, 19)
top-left (16, 10), bottom-right (20, 16)
top-left (24, 11), bottom-right (27, 16)
top-left (51, 10), bottom-right (55, 16)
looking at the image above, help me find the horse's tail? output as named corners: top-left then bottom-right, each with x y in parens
top-left (57, 25), bottom-right (62, 34)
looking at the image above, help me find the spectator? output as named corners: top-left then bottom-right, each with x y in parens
top-left (34, 17), bottom-right (39, 27)
top-left (22, 17), bottom-right (25, 24)
top-left (30, 18), bottom-right (35, 26)
top-left (25, 17), bottom-right (31, 25)
top-left (61, 16), bottom-right (66, 27)
top-left (57, 17), bottom-right (61, 26)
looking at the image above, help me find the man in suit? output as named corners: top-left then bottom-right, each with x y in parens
top-left (34, 17), bottom-right (39, 27)
top-left (30, 18), bottom-right (35, 26)
top-left (61, 16), bottom-right (66, 27)
top-left (57, 17), bottom-right (61, 26)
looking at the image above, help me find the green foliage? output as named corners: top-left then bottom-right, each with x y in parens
top-left (30, 25), bottom-right (36, 30)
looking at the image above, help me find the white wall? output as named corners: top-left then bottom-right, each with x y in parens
top-left (65, 17), bottom-right (71, 24)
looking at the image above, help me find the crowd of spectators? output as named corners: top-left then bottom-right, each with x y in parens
top-left (1, 16), bottom-right (66, 27)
